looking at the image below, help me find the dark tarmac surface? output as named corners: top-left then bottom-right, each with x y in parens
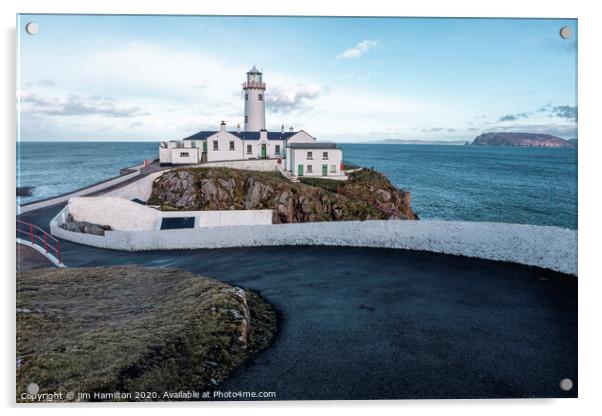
top-left (16, 243), bottom-right (54, 272)
top-left (18, 204), bottom-right (578, 400)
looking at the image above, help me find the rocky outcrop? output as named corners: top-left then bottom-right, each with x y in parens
top-left (17, 186), bottom-right (35, 197)
top-left (472, 132), bottom-right (576, 148)
top-left (59, 214), bottom-right (111, 235)
top-left (147, 167), bottom-right (417, 223)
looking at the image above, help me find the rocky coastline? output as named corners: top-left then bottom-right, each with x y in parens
top-left (147, 167), bottom-right (417, 223)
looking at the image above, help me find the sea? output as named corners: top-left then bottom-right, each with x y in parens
top-left (16, 142), bottom-right (578, 230)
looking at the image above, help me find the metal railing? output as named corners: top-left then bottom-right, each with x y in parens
top-left (16, 219), bottom-right (61, 262)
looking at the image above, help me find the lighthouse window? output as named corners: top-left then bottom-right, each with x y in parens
top-left (322, 152), bottom-right (329, 160)
top-left (275, 145), bottom-right (281, 154)
top-left (258, 94), bottom-right (263, 101)
top-left (307, 151), bottom-right (313, 160)
top-left (245, 115), bottom-right (248, 123)
top-left (245, 93), bottom-right (248, 101)
top-left (213, 141), bottom-right (219, 151)
top-left (229, 141), bottom-right (235, 151)
top-left (246, 144), bottom-right (252, 154)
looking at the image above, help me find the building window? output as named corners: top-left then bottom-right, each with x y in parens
top-left (246, 144), bottom-right (252, 154)
top-left (180, 152), bottom-right (190, 157)
top-left (330, 164), bottom-right (337, 173)
top-left (322, 152), bottom-right (328, 160)
top-left (307, 165), bottom-right (313, 173)
top-left (245, 93), bottom-right (248, 101)
top-left (213, 141), bottom-right (219, 151)
top-left (229, 141), bottom-right (235, 150)
top-left (275, 145), bottom-right (281, 154)
top-left (307, 151), bottom-right (313, 160)
top-left (191, 141), bottom-right (196, 148)
top-left (245, 115), bottom-right (248, 123)
top-left (258, 94), bottom-right (263, 101)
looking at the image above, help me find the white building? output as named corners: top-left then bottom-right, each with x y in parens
top-left (159, 66), bottom-right (345, 179)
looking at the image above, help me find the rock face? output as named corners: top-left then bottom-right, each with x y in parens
top-left (59, 214), bottom-right (111, 235)
top-left (147, 167), bottom-right (417, 223)
top-left (17, 186), bottom-right (35, 197)
top-left (472, 132), bottom-right (576, 148)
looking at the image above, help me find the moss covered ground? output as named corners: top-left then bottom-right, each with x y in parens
top-left (16, 266), bottom-right (276, 402)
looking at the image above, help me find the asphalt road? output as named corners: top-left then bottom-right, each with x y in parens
top-left (18, 205), bottom-right (578, 400)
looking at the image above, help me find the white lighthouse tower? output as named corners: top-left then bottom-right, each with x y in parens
top-left (242, 66), bottom-right (266, 131)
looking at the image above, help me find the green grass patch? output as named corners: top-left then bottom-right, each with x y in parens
top-left (16, 266), bottom-right (277, 402)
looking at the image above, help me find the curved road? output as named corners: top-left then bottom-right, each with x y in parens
top-left (18, 205), bottom-right (578, 399)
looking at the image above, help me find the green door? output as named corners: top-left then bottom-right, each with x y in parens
top-left (297, 164), bottom-right (304, 176)
top-left (202, 141), bottom-right (207, 152)
top-left (322, 164), bottom-right (328, 176)
top-left (261, 144), bottom-right (267, 158)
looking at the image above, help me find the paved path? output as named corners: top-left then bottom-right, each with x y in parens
top-left (16, 243), bottom-right (55, 272)
top-left (17, 204), bottom-right (578, 399)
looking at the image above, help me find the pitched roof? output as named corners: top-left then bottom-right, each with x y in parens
top-left (288, 142), bottom-right (338, 149)
top-left (183, 131), bottom-right (297, 141)
top-left (247, 65), bottom-right (262, 75)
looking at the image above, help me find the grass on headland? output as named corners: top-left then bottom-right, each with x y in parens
top-left (16, 266), bottom-right (277, 402)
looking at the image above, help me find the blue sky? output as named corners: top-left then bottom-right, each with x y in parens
top-left (17, 14), bottom-right (577, 142)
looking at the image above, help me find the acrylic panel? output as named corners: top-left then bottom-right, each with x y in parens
top-left (16, 14), bottom-right (577, 402)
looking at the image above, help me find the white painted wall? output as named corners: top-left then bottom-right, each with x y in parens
top-left (69, 197), bottom-right (159, 231)
top-left (49, 215), bottom-right (578, 276)
top-left (63, 196), bottom-right (273, 232)
top-left (289, 148), bottom-right (343, 177)
top-left (202, 158), bottom-right (280, 172)
top-left (159, 146), bottom-right (172, 164)
top-left (104, 171), bottom-right (165, 202)
top-left (287, 130), bottom-right (317, 143)
top-left (243, 87), bottom-right (266, 131)
top-left (171, 147), bottom-right (200, 164)
top-left (207, 131), bottom-right (244, 162)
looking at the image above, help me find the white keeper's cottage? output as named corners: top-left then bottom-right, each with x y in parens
top-left (159, 66), bottom-right (345, 179)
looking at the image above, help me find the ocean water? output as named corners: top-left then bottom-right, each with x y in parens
top-left (16, 142), bottom-right (577, 229)
top-left (340, 144), bottom-right (577, 229)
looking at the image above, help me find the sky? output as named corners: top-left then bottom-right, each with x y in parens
top-left (17, 14), bottom-right (577, 142)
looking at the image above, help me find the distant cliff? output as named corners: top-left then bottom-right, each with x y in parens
top-left (472, 132), bottom-right (576, 148)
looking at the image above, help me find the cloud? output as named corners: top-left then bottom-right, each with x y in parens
top-left (266, 84), bottom-right (325, 114)
top-left (19, 92), bottom-right (147, 118)
top-left (551, 105), bottom-right (577, 120)
top-left (24, 79), bottom-right (57, 88)
top-left (421, 127), bottom-right (445, 133)
top-left (498, 112), bottom-right (529, 122)
top-left (337, 40), bottom-right (377, 60)
top-left (498, 105), bottom-right (577, 122)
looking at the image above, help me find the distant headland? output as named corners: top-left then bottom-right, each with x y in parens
top-left (472, 132), bottom-right (576, 148)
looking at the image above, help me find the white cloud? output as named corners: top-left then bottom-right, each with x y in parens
top-left (266, 84), bottom-right (325, 114)
top-left (337, 40), bottom-right (378, 60)
top-left (19, 91), bottom-right (147, 118)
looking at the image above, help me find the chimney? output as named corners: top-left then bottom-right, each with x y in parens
top-left (237, 123), bottom-right (241, 133)
top-left (220, 120), bottom-right (226, 131)
top-left (281, 124), bottom-right (285, 133)
top-left (289, 126), bottom-right (294, 133)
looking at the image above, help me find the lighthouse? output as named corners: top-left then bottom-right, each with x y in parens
top-left (242, 66), bottom-right (266, 131)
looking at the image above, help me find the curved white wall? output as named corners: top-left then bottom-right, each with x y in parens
top-left (50, 217), bottom-right (577, 276)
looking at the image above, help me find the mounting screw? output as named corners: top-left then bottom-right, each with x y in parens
top-left (25, 22), bottom-right (39, 35)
